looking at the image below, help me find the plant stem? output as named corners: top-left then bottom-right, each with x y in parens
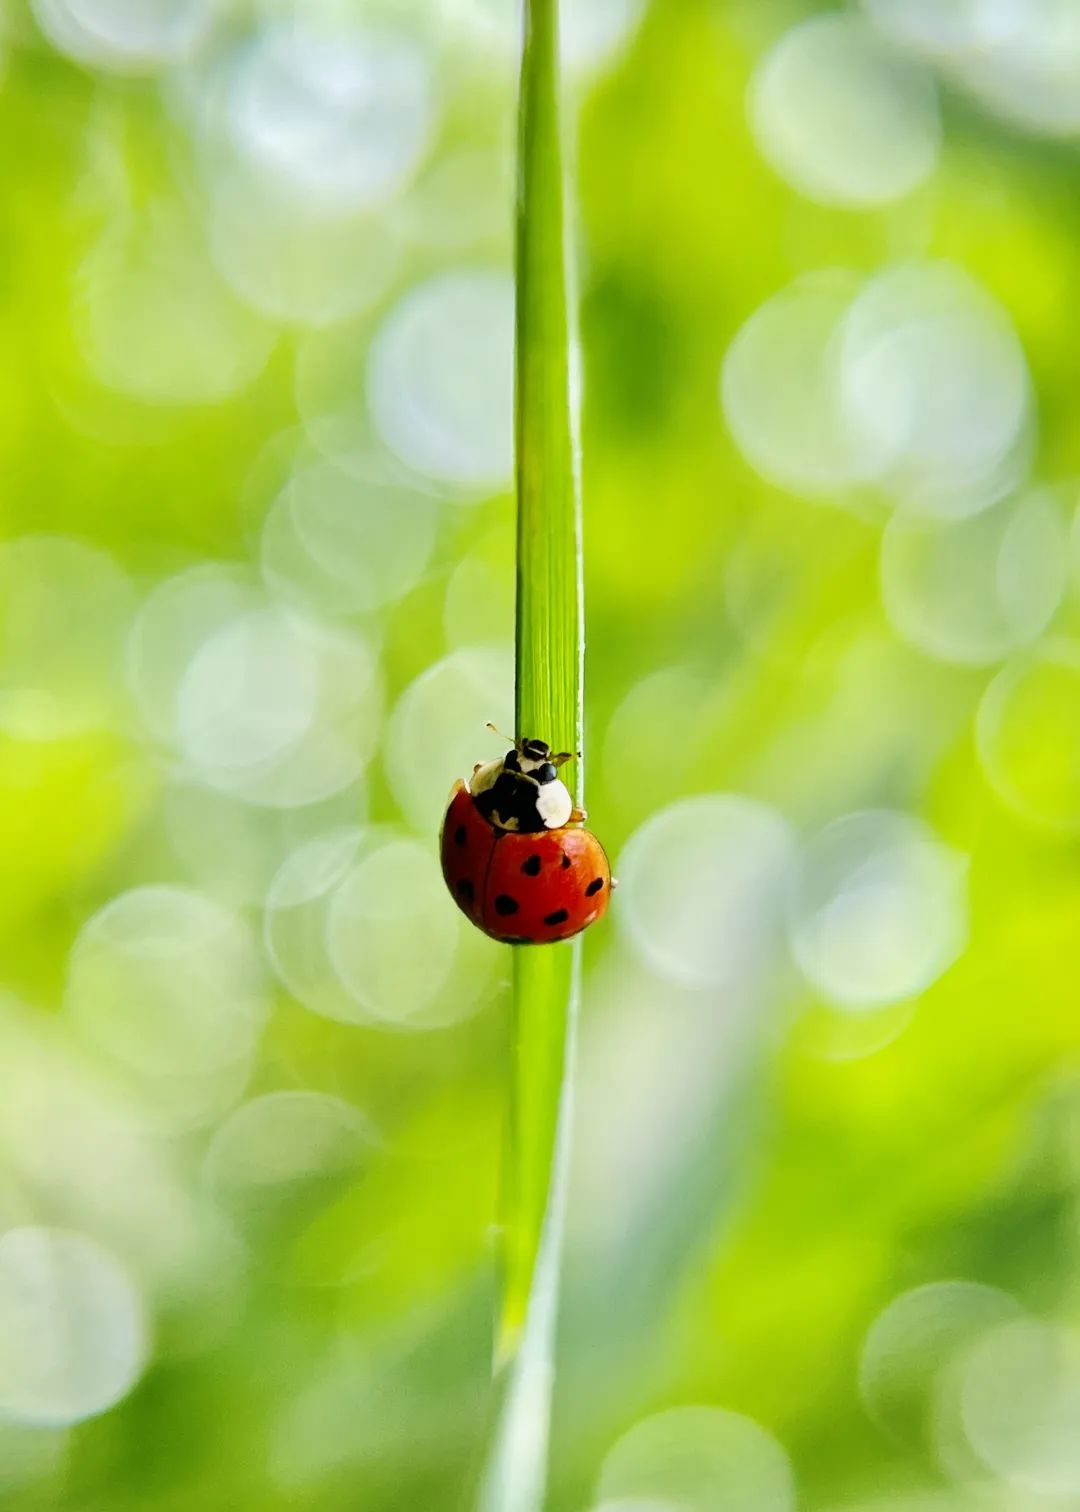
top-left (476, 1), bottom-right (583, 1507)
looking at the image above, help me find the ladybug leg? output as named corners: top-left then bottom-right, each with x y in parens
top-left (569, 807), bottom-right (588, 825)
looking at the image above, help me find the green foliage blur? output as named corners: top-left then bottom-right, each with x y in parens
top-left (1, 1), bottom-right (1080, 1509)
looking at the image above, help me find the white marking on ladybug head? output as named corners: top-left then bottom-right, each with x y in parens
top-left (514, 737), bottom-right (576, 782)
top-left (468, 758), bottom-right (503, 796)
top-left (536, 777), bottom-right (572, 830)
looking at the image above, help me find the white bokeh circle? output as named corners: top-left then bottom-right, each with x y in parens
top-left (261, 456), bottom-right (439, 616)
top-left (177, 605), bottom-right (319, 774)
top-left (66, 884), bottom-right (268, 1078)
top-left (131, 570), bottom-right (381, 809)
top-left (959, 1319), bottom-right (1080, 1493)
top-left (264, 825), bottom-right (499, 1031)
top-left (859, 1280), bottom-right (1022, 1440)
top-left (723, 273), bottom-right (887, 497)
top-left (325, 837), bottom-right (459, 1026)
top-left (368, 269), bottom-right (514, 490)
top-left (864, 0), bottom-right (1080, 137)
top-left (750, 14), bottom-right (940, 208)
top-left (33, 0), bottom-right (216, 73)
top-left (128, 565), bottom-right (263, 744)
top-left (617, 795), bottom-right (795, 988)
top-left (880, 485), bottom-right (1066, 665)
top-left (263, 827), bottom-right (367, 1025)
top-left (226, 21), bottom-right (435, 211)
top-left (0, 1227), bottom-right (146, 1426)
top-left (205, 1090), bottom-right (374, 1192)
top-left (840, 261), bottom-right (1032, 518)
top-left (385, 647), bottom-right (513, 833)
top-left (788, 811), bottom-right (967, 1010)
top-left (597, 1407), bottom-right (795, 1512)
top-left (861, 0), bottom-right (977, 58)
top-left (208, 179), bottom-right (399, 329)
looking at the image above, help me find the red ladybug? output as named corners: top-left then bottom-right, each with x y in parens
top-left (440, 735), bottom-right (611, 944)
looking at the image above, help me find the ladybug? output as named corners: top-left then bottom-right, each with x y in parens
top-left (440, 733), bottom-right (612, 944)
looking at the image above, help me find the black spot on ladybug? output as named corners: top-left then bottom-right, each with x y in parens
top-left (544, 908), bottom-right (569, 927)
top-left (453, 825), bottom-right (467, 846)
top-left (585, 877), bottom-right (604, 896)
top-left (521, 854), bottom-right (542, 876)
top-left (560, 853), bottom-right (571, 869)
top-left (494, 894), bottom-right (519, 916)
top-left (456, 878), bottom-right (475, 902)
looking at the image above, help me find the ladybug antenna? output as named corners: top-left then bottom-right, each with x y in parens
top-left (551, 750), bottom-right (579, 767)
top-left (485, 721), bottom-right (517, 747)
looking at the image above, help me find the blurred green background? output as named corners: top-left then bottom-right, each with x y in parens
top-left (1, 0), bottom-right (1080, 1508)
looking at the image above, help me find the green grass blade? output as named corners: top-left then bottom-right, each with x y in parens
top-left (479, 952), bottom-right (580, 1512)
top-left (514, 0), bottom-right (581, 771)
top-left (477, 0), bottom-right (583, 1507)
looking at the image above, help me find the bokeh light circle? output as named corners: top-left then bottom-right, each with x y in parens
top-left (617, 796), bottom-right (795, 988)
top-left (0, 1227), bottom-right (146, 1426)
top-left (386, 647), bottom-right (513, 833)
top-left (66, 884), bottom-right (268, 1078)
top-left (177, 605), bottom-right (319, 774)
top-left (264, 827), bottom-right (368, 1025)
top-left (789, 811), bottom-right (967, 1009)
top-left (863, 0), bottom-right (1080, 138)
top-left (227, 21), bottom-right (435, 211)
top-left (560, 0), bottom-right (645, 72)
top-left (840, 261), bottom-right (1031, 518)
top-left (597, 1406), bottom-right (795, 1512)
top-left (723, 273), bottom-right (887, 496)
top-left (861, 0), bottom-right (975, 58)
top-left (261, 456), bottom-right (439, 616)
top-left (325, 838), bottom-right (459, 1026)
top-left (132, 574), bottom-right (381, 809)
top-left (976, 639), bottom-right (1080, 828)
top-left (33, 0), bottom-right (215, 74)
top-left (859, 1280), bottom-right (1022, 1442)
top-left (880, 485), bottom-right (1066, 665)
top-left (128, 566), bottom-right (262, 745)
top-left (959, 1319), bottom-right (1080, 1493)
top-left (368, 269), bottom-right (514, 490)
top-left (265, 825), bottom-right (497, 1031)
top-left (208, 179), bottom-right (399, 329)
top-left (750, 14), bottom-right (941, 208)
top-left (965, 14), bottom-right (1080, 137)
top-left (205, 1091), bottom-right (374, 1193)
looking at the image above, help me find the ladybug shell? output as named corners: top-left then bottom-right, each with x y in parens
top-left (440, 781), bottom-right (611, 944)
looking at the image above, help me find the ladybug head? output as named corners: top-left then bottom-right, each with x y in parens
top-left (505, 737), bottom-right (576, 786)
